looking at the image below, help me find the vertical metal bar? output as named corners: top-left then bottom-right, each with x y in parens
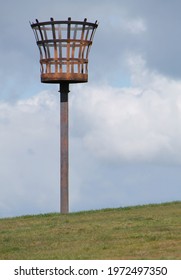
top-left (58, 24), bottom-right (62, 73)
top-left (71, 23), bottom-right (77, 73)
top-left (51, 18), bottom-right (58, 73)
top-left (79, 19), bottom-right (86, 74)
top-left (67, 17), bottom-right (71, 73)
top-left (35, 20), bottom-right (49, 73)
top-left (59, 83), bottom-right (69, 213)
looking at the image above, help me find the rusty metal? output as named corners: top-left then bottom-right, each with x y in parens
top-left (30, 18), bottom-right (98, 213)
top-left (31, 17), bottom-right (98, 83)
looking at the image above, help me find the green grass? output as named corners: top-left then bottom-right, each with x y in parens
top-left (0, 201), bottom-right (180, 259)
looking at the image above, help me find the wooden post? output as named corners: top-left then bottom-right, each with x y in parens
top-left (60, 83), bottom-right (69, 213)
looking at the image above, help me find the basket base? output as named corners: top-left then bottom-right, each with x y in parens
top-left (41, 73), bottom-right (88, 83)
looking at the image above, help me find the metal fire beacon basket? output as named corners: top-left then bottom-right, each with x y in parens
top-left (30, 17), bottom-right (98, 84)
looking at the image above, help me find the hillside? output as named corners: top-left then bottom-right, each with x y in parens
top-left (0, 201), bottom-right (180, 259)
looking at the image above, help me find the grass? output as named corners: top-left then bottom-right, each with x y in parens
top-left (0, 201), bottom-right (180, 259)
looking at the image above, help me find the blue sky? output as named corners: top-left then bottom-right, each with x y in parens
top-left (0, 0), bottom-right (181, 217)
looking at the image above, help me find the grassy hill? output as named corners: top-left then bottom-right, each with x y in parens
top-left (0, 201), bottom-right (180, 259)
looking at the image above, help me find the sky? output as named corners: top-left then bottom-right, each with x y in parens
top-left (0, 0), bottom-right (181, 218)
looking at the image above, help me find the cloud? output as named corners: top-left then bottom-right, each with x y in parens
top-left (0, 91), bottom-right (60, 217)
top-left (70, 55), bottom-right (181, 165)
top-left (109, 14), bottom-right (147, 35)
top-left (123, 0), bottom-right (181, 78)
top-left (126, 18), bottom-right (147, 34)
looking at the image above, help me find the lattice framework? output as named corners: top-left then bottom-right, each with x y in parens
top-left (31, 18), bottom-right (98, 83)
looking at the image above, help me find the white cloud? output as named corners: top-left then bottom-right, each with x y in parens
top-left (0, 91), bottom-right (60, 217)
top-left (71, 55), bottom-right (181, 164)
top-left (125, 18), bottom-right (147, 34)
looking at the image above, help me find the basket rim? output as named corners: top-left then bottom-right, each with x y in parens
top-left (31, 18), bottom-right (98, 29)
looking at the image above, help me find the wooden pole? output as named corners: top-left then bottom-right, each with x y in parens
top-left (59, 83), bottom-right (69, 213)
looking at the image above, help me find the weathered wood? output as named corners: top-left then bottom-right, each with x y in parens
top-left (60, 83), bottom-right (69, 214)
